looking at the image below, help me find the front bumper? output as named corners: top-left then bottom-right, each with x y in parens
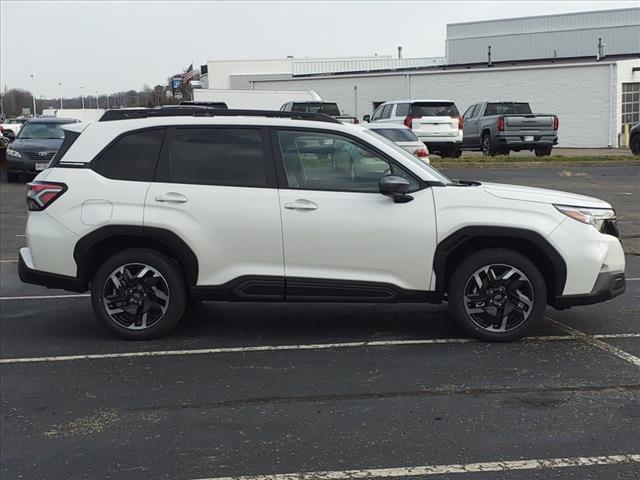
top-left (18, 247), bottom-right (87, 292)
top-left (553, 271), bottom-right (625, 308)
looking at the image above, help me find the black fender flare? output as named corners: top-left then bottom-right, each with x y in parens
top-left (73, 225), bottom-right (199, 285)
top-left (433, 226), bottom-right (567, 298)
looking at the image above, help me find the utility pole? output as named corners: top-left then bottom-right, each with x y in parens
top-left (81, 86), bottom-right (85, 109)
top-left (58, 82), bottom-right (63, 108)
top-left (30, 74), bottom-right (37, 116)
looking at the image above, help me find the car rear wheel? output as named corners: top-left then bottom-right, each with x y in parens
top-left (448, 248), bottom-right (547, 342)
top-left (481, 134), bottom-right (498, 156)
top-left (535, 146), bottom-right (553, 157)
top-left (630, 135), bottom-right (640, 155)
top-left (91, 248), bottom-right (187, 340)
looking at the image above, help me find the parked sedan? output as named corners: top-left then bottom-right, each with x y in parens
top-left (6, 117), bottom-right (77, 182)
top-left (364, 124), bottom-right (429, 162)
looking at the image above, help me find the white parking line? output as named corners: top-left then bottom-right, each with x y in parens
top-left (0, 259), bottom-right (18, 263)
top-left (547, 317), bottom-right (640, 367)
top-left (193, 453), bottom-right (640, 480)
top-left (627, 277), bottom-right (640, 281)
top-left (2, 333), bottom-right (640, 365)
top-left (0, 294), bottom-right (90, 301)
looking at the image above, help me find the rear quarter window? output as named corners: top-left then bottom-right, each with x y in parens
top-left (93, 128), bottom-right (165, 181)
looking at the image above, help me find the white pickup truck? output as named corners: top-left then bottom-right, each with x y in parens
top-left (0, 117), bottom-right (29, 140)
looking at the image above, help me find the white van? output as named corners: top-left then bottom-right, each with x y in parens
top-left (366, 99), bottom-right (463, 157)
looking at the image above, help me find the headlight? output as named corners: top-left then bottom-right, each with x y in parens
top-left (554, 204), bottom-right (615, 230)
top-left (7, 148), bottom-right (21, 158)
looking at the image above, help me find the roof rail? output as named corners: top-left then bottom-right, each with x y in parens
top-left (98, 107), bottom-right (341, 124)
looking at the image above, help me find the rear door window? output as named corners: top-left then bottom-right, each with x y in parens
top-left (93, 128), bottom-right (165, 181)
top-left (168, 127), bottom-right (269, 187)
top-left (395, 103), bottom-right (410, 117)
top-left (410, 102), bottom-right (459, 117)
top-left (381, 104), bottom-right (393, 119)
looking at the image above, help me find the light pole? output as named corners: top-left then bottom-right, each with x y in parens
top-left (95, 91), bottom-right (99, 109)
top-left (81, 86), bottom-right (85, 109)
top-left (30, 74), bottom-right (37, 117)
top-left (58, 82), bottom-right (63, 109)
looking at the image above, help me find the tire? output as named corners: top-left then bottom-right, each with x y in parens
top-left (91, 248), bottom-right (187, 340)
top-left (535, 146), bottom-right (553, 157)
top-left (448, 248), bottom-right (547, 342)
top-left (630, 135), bottom-right (640, 156)
top-left (481, 134), bottom-right (498, 156)
top-left (7, 172), bottom-right (19, 183)
top-left (450, 146), bottom-right (462, 158)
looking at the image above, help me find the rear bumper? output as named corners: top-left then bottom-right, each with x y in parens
top-left (496, 134), bottom-right (558, 148)
top-left (18, 247), bottom-right (88, 293)
top-left (552, 271), bottom-right (625, 309)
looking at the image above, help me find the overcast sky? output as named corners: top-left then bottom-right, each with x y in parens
top-left (1, 0), bottom-right (637, 97)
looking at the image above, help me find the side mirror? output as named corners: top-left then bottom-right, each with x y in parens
top-left (3, 130), bottom-right (16, 142)
top-left (362, 114), bottom-right (371, 123)
top-left (379, 175), bottom-right (413, 203)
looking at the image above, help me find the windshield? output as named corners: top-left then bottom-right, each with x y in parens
top-left (291, 103), bottom-right (341, 116)
top-left (370, 128), bottom-right (419, 142)
top-left (17, 122), bottom-right (69, 139)
top-left (364, 129), bottom-right (453, 185)
top-left (410, 102), bottom-right (459, 117)
top-left (485, 103), bottom-right (532, 115)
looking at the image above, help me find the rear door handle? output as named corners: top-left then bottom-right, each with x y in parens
top-left (155, 192), bottom-right (189, 203)
top-left (285, 199), bottom-right (318, 211)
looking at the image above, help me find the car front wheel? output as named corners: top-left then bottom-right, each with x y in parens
top-left (448, 248), bottom-right (547, 342)
top-left (91, 248), bottom-right (187, 340)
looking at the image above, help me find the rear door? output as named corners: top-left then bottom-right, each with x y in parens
top-left (409, 102), bottom-right (460, 138)
top-left (273, 127), bottom-right (437, 297)
top-left (144, 126), bottom-right (284, 292)
top-left (462, 104), bottom-right (480, 147)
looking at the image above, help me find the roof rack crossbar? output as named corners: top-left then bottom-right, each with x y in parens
top-left (98, 107), bottom-right (341, 124)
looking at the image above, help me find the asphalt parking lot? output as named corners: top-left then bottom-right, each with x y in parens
top-left (1, 165), bottom-right (639, 480)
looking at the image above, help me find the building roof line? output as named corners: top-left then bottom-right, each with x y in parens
top-left (447, 7), bottom-right (640, 27)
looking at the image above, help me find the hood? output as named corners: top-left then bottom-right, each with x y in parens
top-left (11, 138), bottom-right (63, 152)
top-left (482, 182), bottom-right (611, 209)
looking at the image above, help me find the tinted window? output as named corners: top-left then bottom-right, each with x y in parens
top-left (369, 128), bottom-right (419, 142)
top-left (381, 104), bottom-right (393, 119)
top-left (277, 130), bottom-right (419, 193)
top-left (463, 104), bottom-right (476, 119)
top-left (291, 103), bottom-right (341, 116)
top-left (395, 103), bottom-right (410, 117)
top-left (410, 102), bottom-right (459, 117)
top-left (484, 103), bottom-right (532, 116)
top-left (94, 129), bottom-right (164, 181)
top-left (169, 128), bottom-right (268, 187)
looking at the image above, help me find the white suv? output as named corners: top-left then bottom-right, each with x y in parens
top-left (367, 100), bottom-right (463, 158)
top-left (19, 107), bottom-right (626, 341)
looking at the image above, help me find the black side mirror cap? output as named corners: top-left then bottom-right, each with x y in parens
top-left (362, 115), bottom-right (371, 123)
top-left (379, 175), bottom-right (414, 203)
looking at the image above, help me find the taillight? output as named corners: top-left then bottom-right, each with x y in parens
top-left (553, 115), bottom-right (559, 130)
top-left (404, 115), bottom-right (413, 128)
top-left (457, 115), bottom-right (463, 130)
top-left (26, 182), bottom-right (67, 211)
top-left (497, 116), bottom-right (505, 131)
top-left (414, 148), bottom-right (429, 158)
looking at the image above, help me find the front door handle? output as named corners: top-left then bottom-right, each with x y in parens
top-left (155, 192), bottom-right (189, 203)
top-left (285, 199), bottom-right (318, 211)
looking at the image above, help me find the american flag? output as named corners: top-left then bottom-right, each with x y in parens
top-left (181, 64), bottom-right (197, 86)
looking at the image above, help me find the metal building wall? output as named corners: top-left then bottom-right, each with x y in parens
top-left (446, 8), bottom-right (640, 64)
top-left (292, 57), bottom-right (446, 76)
top-left (255, 63), bottom-right (615, 148)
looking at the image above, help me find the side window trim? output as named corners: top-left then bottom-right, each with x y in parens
top-left (269, 126), bottom-right (426, 193)
top-left (154, 125), bottom-right (278, 188)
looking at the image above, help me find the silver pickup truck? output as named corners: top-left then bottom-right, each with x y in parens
top-left (462, 102), bottom-right (558, 156)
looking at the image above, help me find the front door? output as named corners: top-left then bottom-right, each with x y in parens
top-left (273, 128), bottom-right (437, 299)
top-left (144, 126), bottom-right (284, 295)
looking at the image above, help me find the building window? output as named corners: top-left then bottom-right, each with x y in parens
top-left (622, 83), bottom-right (639, 129)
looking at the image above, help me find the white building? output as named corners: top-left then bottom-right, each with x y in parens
top-left (200, 8), bottom-right (640, 147)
